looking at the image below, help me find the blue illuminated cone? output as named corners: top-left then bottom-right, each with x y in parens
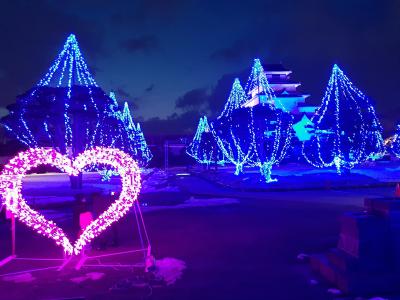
top-left (39, 34), bottom-right (97, 88)
top-left (302, 64), bottom-right (384, 174)
top-left (187, 116), bottom-right (225, 165)
top-left (391, 124), bottom-right (400, 158)
top-left (1, 33), bottom-right (114, 157)
top-left (218, 78), bottom-right (247, 119)
top-left (134, 122), bottom-right (153, 166)
top-left (244, 58), bottom-right (286, 111)
top-left (121, 102), bottom-right (153, 166)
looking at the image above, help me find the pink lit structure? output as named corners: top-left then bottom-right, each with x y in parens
top-left (0, 147), bottom-right (151, 273)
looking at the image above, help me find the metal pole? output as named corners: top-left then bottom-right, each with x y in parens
top-left (164, 140), bottom-right (169, 172)
top-left (11, 214), bottom-right (15, 256)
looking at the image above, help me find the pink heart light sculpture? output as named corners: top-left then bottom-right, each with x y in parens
top-left (0, 147), bottom-right (141, 255)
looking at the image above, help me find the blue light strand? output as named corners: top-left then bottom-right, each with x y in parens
top-left (186, 116), bottom-right (226, 165)
top-left (390, 124), bottom-right (400, 158)
top-left (121, 102), bottom-right (153, 166)
top-left (188, 58), bottom-right (293, 181)
top-left (302, 64), bottom-right (384, 174)
top-left (218, 78), bottom-right (247, 119)
top-left (244, 58), bottom-right (287, 112)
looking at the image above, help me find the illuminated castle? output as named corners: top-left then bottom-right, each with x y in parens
top-left (243, 63), bottom-right (317, 116)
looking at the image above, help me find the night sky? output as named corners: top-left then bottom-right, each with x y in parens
top-left (0, 0), bottom-right (399, 135)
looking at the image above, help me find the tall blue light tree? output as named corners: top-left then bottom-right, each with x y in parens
top-left (210, 58), bottom-right (293, 181)
top-left (248, 106), bottom-right (293, 182)
top-left (244, 59), bottom-right (292, 182)
top-left (302, 64), bottom-right (384, 174)
top-left (200, 77), bottom-right (253, 170)
top-left (211, 109), bottom-right (254, 175)
top-left (187, 116), bottom-right (225, 165)
top-left (1, 34), bottom-right (105, 158)
top-left (0, 34), bottom-right (149, 187)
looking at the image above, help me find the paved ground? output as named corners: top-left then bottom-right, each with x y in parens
top-left (0, 172), bottom-right (396, 299)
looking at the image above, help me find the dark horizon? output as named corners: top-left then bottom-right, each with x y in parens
top-left (0, 0), bottom-right (399, 136)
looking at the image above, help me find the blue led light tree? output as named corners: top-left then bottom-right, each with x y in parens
top-left (91, 92), bottom-right (136, 155)
top-left (206, 58), bottom-right (292, 180)
top-left (211, 109), bottom-right (254, 175)
top-left (0, 34), bottom-right (137, 187)
top-left (248, 105), bottom-right (293, 182)
top-left (89, 92), bottom-right (139, 180)
top-left (1, 34), bottom-right (107, 156)
top-left (187, 116), bottom-right (225, 165)
top-left (187, 117), bottom-right (206, 160)
top-left (244, 58), bottom-right (286, 111)
top-left (121, 102), bottom-right (153, 166)
top-left (218, 78), bottom-right (247, 119)
top-left (390, 124), bottom-right (400, 158)
top-left (302, 64), bottom-right (384, 174)
top-left (241, 58), bottom-right (292, 182)
top-left (134, 123), bottom-right (153, 166)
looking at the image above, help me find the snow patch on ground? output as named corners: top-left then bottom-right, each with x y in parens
top-left (296, 253), bottom-right (309, 261)
top-left (141, 169), bottom-right (181, 193)
top-left (143, 196), bottom-right (239, 212)
top-left (327, 288), bottom-right (341, 295)
top-left (143, 185), bottom-right (180, 193)
top-left (70, 272), bottom-right (105, 284)
top-left (154, 257), bottom-right (186, 286)
top-left (2, 272), bottom-right (36, 283)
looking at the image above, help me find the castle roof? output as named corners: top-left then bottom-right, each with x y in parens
top-left (263, 63), bottom-right (290, 72)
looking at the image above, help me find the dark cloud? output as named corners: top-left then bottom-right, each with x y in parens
top-left (175, 88), bottom-right (210, 111)
top-left (142, 110), bottom-right (203, 136)
top-left (0, 1), bottom-right (105, 106)
top-left (145, 84), bottom-right (155, 93)
top-left (120, 35), bottom-right (159, 53)
top-left (125, 100), bottom-right (139, 111)
top-left (115, 87), bottom-right (132, 99)
top-left (110, 0), bottom-right (187, 27)
top-left (113, 88), bottom-right (139, 110)
top-left (88, 65), bottom-right (102, 77)
top-left (0, 0), bottom-right (399, 138)
top-left (142, 70), bottom-right (248, 136)
top-left (210, 40), bottom-right (262, 63)
top-left (0, 107), bottom-right (8, 119)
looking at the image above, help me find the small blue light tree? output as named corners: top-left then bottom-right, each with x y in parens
top-left (244, 58), bottom-right (286, 111)
top-left (121, 102), bottom-right (153, 166)
top-left (134, 123), bottom-right (153, 166)
top-left (218, 78), bottom-right (247, 119)
top-left (187, 116), bottom-right (225, 165)
top-left (89, 92), bottom-right (139, 180)
top-left (302, 64), bottom-right (384, 174)
top-left (91, 92), bottom-right (137, 155)
top-left (390, 124), bottom-right (400, 158)
top-left (245, 59), bottom-right (275, 105)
